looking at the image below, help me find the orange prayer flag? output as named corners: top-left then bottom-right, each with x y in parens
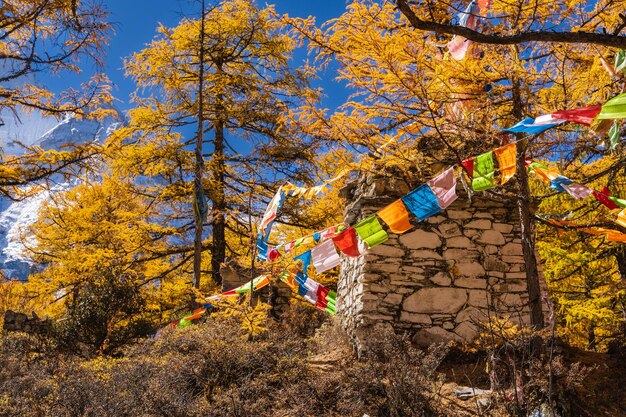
top-left (376, 200), bottom-right (412, 234)
top-left (494, 143), bottom-right (516, 185)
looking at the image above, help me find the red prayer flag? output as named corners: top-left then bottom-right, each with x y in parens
top-left (461, 157), bottom-right (474, 177)
top-left (551, 106), bottom-right (601, 126)
top-left (316, 286), bottom-right (330, 310)
top-left (332, 227), bottom-right (362, 257)
top-left (592, 186), bottom-right (619, 210)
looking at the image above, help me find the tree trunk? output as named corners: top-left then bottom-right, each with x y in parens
top-left (211, 116), bottom-right (226, 286)
top-left (192, 0), bottom-right (207, 295)
top-left (512, 78), bottom-right (545, 329)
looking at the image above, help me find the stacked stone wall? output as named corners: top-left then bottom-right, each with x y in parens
top-left (337, 175), bottom-right (546, 350)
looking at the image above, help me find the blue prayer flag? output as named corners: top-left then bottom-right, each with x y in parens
top-left (401, 184), bottom-right (442, 221)
top-left (503, 117), bottom-right (560, 135)
top-left (550, 176), bottom-right (574, 193)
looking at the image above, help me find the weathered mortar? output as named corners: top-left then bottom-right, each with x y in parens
top-left (337, 173), bottom-right (547, 351)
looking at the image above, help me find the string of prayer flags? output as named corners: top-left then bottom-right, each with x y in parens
top-left (377, 199), bottom-right (412, 234)
top-left (562, 183), bottom-right (594, 200)
top-left (401, 184), bottom-right (442, 221)
top-left (503, 116), bottom-right (564, 134)
top-left (596, 93), bottom-right (626, 120)
top-left (592, 186), bottom-right (619, 210)
top-left (427, 167), bottom-right (458, 209)
top-left (259, 186), bottom-right (286, 239)
top-left (222, 274), bottom-right (271, 296)
top-left (549, 176), bottom-right (574, 193)
top-left (609, 196), bottom-right (626, 208)
top-left (291, 272), bottom-right (336, 314)
top-left (354, 214), bottom-right (389, 248)
top-left (529, 162), bottom-right (560, 183)
top-left (472, 151), bottom-right (495, 191)
top-left (552, 106), bottom-right (601, 126)
top-left (494, 143), bottom-right (516, 185)
top-left (547, 219), bottom-right (626, 243)
top-left (311, 239), bottom-right (341, 274)
top-left (316, 286), bottom-right (337, 314)
top-left (280, 224), bottom-right (342, 254)
top-left (332, 227), bottom-right (363, 257)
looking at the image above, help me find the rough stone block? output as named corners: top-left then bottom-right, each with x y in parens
top-left (443, 321), bottom-right (454, 330)
top-left (477, 230), bottom-right (506, 245)
top-left (468, 289), bottom-right (491, 308)
top-left (455, 307), bottom-right (488, 324)
top-left (455, 262), bottom-right (486, 277)
top-left (410, 250), bottom-right (443, 260)
top-left (383, 293), bottom-right (404, 305)
top-left (447, 236), bottom-right (472, 248)
top-left (403, 287), bottom-right (468, 314)
top-left (430, 272), bottom-right (452, 286)
top-left (444, 249), bottom-right (479, 261)
top-left (447, 210), bottom-right (472, 220)
top-left (399, 229), bottom-right (442, 249)
top-left (370, 263), bottom-right (400, 273)
top-left (454, 321), bottom-right (479, 341)
top-left (465, 219), bottom-right (492, 229)
top-left (501, 242), bottom-right (523, 256)
top-left (399, 311), bottom-right (432, 324)
top-left (454, 277), bottom-right (487, 289)
top-left (493, 223), bottom-right (514, 234)
top-left (439, 222), bottom-right (462, 237)
top-left (485, 256), bottom-right (508, 272)
top-left (413, 326), bottom-right (463, 347)
top-left (370, 244), bottom-right (405, 258)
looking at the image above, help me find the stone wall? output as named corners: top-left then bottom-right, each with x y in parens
top-left (337, 174), bottom-right (546, 351)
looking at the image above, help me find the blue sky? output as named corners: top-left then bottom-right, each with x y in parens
top-left (44, 0), bottom-right (350, 111)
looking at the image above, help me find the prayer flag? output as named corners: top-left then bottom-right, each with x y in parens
top-left (354, 214), bottom-right (389, 248)
top-left (550, 176), bottom-right (574, 193)
top-left (552, 106), bottom-right (602, 126)
top-left (608, 196), bottom-right (626, 208)
top-left (615, 50), bottom-right (626, 74)
top-left (461, 157), bottom-right (475, 176)
top-left (222, 275), bottom-right (271, 296)
top-left (427, 167), bottom-right (458, 209)
top-left (503, 116), bottom-right (563, 134)
top-left (494, 143), bottom-right (516, 185)
top-left (562, 183), bottom-right (593, 200)
top-left (260, 186), bottom-right (285, 238)
top-left (332, 227), bottom-right (363, 257)
top-left (257, 235), bottom-right (269, 260)
top-left (311, 239), bottom-right (341, 274)
top-left (448, 1), bottom-right (481, 60)
top-left (401, 184), bottom-right (442, 220)
top-left (609, 120), bottom-right (620, 150)
top-left (316, 286), bottom-right (330, 310)
top-left (472, 151), bottom-right (495, 191)
top-left (592, 187), bottom-right (619, 210)
top-left (596, 93), bottom-right (626, 119)
top-left (295, 250), bottom-right (312, 276)
top-left (377, 200), bottom-right (412, 234)
top-left (529, 162), bottom-right (560, 183)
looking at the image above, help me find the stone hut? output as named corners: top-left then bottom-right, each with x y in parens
top-left (337, 174), bottom-right (546, 351)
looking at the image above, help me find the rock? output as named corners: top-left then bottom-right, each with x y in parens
top-left (413, 326), bottom-right (463, 347)
top-left (468, 290), bottom-right (491, 308)
top-left (485, 256), bottom-right (508, 272)
top-left (447, 210), bottom-right (472, 220)
top-left (400, 311), bottom-right (432, 324)
top-left (410, 250), bottom-right (443, 260)
top-left (443, 321), bottom-right (454, 330)
top-left (455, 262), bottom-right (486, 277)
top-left (439, 222), bottom-right (461, 237)
top-left (370, 263), bottom-right (400, 273)
top-left (383, 293), bottom-right (403, 305)
top-left (455, 307), bottom-right (488, 324)
top-left (444, 249), bottom-right (480, 261)
top-left (399, 229), bottom-right (442, 249)
top-left (403, 288), bottom-right (468, 314)
top-left (446, 236), bottom-right (472, 248)
top-left (454, 277), bottom-right (487, 289)
top-left (370, 244), bottom-right (405, 258)
top-left (493, 223), bottom-right (514, 234)
top-left (464, 219), bottom-right (492, 229)
top-left (430, 272), bottom-right (452, 286)
top-left (477, 230), bottom-right (506, 245)
top-left (454, 321), bottom-right (479, 340)
top-left (501, 242), bottom-right (523, 256)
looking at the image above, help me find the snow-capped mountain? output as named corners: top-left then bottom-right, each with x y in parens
top-left (0, 108), bottom-right (127, 280)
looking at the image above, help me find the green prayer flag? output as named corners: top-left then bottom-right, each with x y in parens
top-left (354, 214), bottom-right (388, 248)
top-left (178, 318), bottom-right (192, 328)
top-left (597, 93), bottom-right (626, 120)
top-left (615, 50), bottom-right (626, 74)
top-left (472, 151), bottom-right (495, 191)
top-left (608, 196), bottom-right (626, 208)
top-left (609, 120), bottom-right (620, 150)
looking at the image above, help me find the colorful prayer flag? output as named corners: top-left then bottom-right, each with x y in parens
top-left (332, 227), bottom-right (363, 257)
top-left (354, 214), bottom-right (389, 248)
top-left (447, 1), bottom-right (482, 60)
top-left (609, 120), bottom-right (620, 150)
top-left (551, 106), bottom-right (602, 126)
top-left (311, 239), bottom-right (341, 274)
top-left (472, 151), bottom-right (495, 191)
top-left (596, 93), bottom-right (626, 120)
top-left (427, 167), bottom-right (458, 209)
top-left (503, 116), bottom-right (563, 134)
top-left (608, 196), bottom-right (626, 208)
top-left (377, 200), bottom-right (412, 234)
top-left (401, 184), bottom-right (442, 221)
top-left (562, 183), bottom-right (593, 200)
top-left (549, 176), bottom-right (574, 193)
top-left (494, 143), bottom-right (516, 185)
top-left (617, 208), bottom-right (626, 228)
top-left (222, 274), bottom-right (271, 296)
top-left (592, 187), bottom-right (619, 210)
top-left (294, 250), bottom-right (312, 276)
top-left (461, 157), bottom-right (475, 176)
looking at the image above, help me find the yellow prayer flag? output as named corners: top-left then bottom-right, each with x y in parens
top-left (616, 208), bottom-right (626, 229)
top-left (494, 143), bottom-right (516, 185)
top-left (377, 200), bottom-right (412, 234)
